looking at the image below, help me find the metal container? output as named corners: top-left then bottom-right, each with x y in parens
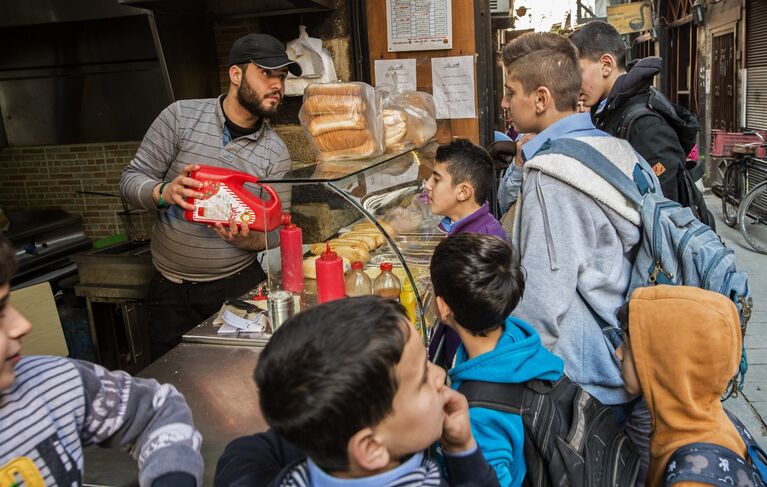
top-left (268, 290), bottom-right (295, 331)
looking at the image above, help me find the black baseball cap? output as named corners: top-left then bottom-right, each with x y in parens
top-left (228, 33), bottom-right (302, 77)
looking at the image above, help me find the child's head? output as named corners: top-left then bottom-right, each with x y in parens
top-left (255, 295), bottom-right (447, 475)
top-left (500, 32), bottom-right (581, 133)
top-left (615, 286), bottom-right (742, 401)
top-left (424, 139), bottom-right (493, 220)
top-left (430, 233), bottom-right (525, 336)
top-left (569, 21), bottom-right (627, 108)
top-left (0, 236), bottom-right (31, 390)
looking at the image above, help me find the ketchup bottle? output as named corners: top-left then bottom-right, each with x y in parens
top-left (280, 215), bottom-right (304, 293)
top-left (315, 243), bottom-right (346, 304)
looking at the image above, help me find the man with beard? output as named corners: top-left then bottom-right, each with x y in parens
top-left (120, 34), bottom-right (301, 359)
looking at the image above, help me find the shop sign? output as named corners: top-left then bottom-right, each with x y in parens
top-left (607, 1), bottom-right (652, 34)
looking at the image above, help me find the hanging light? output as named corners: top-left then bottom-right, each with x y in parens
top-left (692, 0), bottom-right (705, 26)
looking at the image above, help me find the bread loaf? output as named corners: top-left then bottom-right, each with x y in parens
top-left (383, 109), bottom-right (408, 148)
top-left (352, 220), bottom-right (396, 236)
top-left (306, 83), bottom-right (364, 97)
top-left (308, 113), bottom-right (367, 136)
top-left (317, 140), bottom-right (378, 161)
top-left (312, 129), bottom-right (370, 153)
top-left (303, 96), bottom-right (366, 115)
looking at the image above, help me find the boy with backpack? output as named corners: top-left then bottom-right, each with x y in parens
top-left (616, 286), bottom-right (767, 486)
top-left (214, 296), bottom-right (500, 487)
top-left (430, 233), bottom-right (640, 487)
top-left (569, 21), bottom-right (715, 229)
top-left (0, 235), bottom-right (203, 486)
top-left (500, 31), bottom-right (654, 479)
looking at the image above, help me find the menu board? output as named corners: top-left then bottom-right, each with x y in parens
top-left (386, 0), bottom-right (452, 52)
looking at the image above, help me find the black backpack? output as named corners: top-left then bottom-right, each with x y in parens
top-left (616, 86), bottom-right (716, 231)
top-left (458, 377), bottom-right (640, 487)
top-left (663, 410), bottom-right (767, 486)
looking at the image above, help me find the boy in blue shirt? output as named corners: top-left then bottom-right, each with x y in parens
top-left (430, 233), bottom-right (565, 486)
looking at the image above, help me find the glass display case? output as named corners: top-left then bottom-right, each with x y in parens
top-left (183, 141), bottom-right (443, 347)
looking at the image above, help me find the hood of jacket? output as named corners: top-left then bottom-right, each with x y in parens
top-left (627, 285), bottom-right (746, 486)
top-left (596, 57), bottom-right (662, 118)
top-left (449, 316), bottom-right (564, 389)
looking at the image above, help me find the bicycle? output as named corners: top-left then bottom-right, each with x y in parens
top-left (720, 131), bottom-right (767, 253)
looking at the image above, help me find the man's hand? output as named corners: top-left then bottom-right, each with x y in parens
top-left (154, 164), bottom-right (203, 211)
top-left (211, 218), bottom-right (267, 251)
top-left (441, 388), bottom-right (477, 454)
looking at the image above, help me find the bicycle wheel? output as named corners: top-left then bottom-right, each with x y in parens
top-left (738, 180), bottom-right (767, 254)
top-left (721, 162), bottom-right (741, 227)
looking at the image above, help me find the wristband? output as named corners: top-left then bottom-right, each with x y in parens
top-left (157, 182), bottom-right (171, 209)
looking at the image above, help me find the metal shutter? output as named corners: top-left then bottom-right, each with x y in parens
top-left (747, 0), bottom-right (767, 129)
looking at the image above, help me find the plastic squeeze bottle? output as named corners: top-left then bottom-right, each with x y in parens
top-left (345, 261), bottom-right (372, 297)
top-left (400, 278), bottom-right (417, 324)
top-left (279, 216), bottom-right (304, 293)
top-left (315, 243), bottom-right (345, 304)
top-left (373, 262), bottom-right (402, 301)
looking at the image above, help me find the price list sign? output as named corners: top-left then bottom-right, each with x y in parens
top-left (386, 0), bottom-right (452, 52)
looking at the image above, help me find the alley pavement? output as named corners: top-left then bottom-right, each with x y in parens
top-left (705, 193), bottom-right (767, 442)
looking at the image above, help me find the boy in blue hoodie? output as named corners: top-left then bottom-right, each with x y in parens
top-left (430, 233), bottom-right (565, 487)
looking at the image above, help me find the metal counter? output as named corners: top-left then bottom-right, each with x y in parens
top-left (83, 342), bottom-right (266, 487)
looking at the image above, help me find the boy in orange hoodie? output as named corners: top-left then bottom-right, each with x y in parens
top-left (616, 285), bottom-right (766, 486)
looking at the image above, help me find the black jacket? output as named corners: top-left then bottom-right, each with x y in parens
top-left (591, 57), bottom-right (687, 202)
top-left (214, 429), bottom-right (500, 487)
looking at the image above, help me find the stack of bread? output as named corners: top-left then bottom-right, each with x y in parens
top-left (303, 220), bottom-right (397, 277)
top-left (300, 82), bottom-right (385, 162)
top-left (380, 90), bottom-right (438, 152)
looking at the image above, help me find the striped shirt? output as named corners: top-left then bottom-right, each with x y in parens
top-left (0, 356), bottom-right (203, 486)
top-left (120, 96), bottom-right (292, 282)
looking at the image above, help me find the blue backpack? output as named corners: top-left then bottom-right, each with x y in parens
top-left (663, 410), bottom-right (767, 486)
top-left (537, 139), bottom-right (753, 393)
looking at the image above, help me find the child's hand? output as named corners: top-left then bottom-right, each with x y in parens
top-left (440, 388), bottom-right (476, 454)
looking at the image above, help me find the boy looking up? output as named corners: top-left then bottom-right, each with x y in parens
top-left (0, 235), bottom-right (203, 486)
top-left (430, 233), bottom-right (564, 486)
top-left (424, 138), bottom-right (507, 239)
top-left (215, 296), bottom-right (499, 487)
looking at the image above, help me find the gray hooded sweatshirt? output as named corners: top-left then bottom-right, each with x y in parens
top-left (512, 134), bottom-right (650, 406)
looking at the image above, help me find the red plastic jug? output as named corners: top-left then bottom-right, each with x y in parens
top-left (184, 165), bottom-right (288, 231)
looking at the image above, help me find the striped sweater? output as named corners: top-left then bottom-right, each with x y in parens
top-left (120, 96), bottom-right (292, 282)
top-left (0, 356), bottom-right (203, 486)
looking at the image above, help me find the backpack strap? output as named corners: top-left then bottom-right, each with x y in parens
top-left (616, 102), bottom-right (656, 142)
top-left (457, 379), bottom-right (565, 413)
top-left (535, 138), bottom-right (650, 206)
top-left (726, 410), bottom-right (767, 482)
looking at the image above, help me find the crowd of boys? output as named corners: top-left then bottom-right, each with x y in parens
top-left (1, 22), bottom-right (764, 487)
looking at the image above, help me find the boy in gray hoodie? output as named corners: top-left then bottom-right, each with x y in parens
top-left (501, 32), bottom-right (656, 481)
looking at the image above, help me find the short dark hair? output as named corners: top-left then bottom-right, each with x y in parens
top-left (255, 296), bottom-right (409, 471)
top-left (501, 32), bottom-right (581, 112)
top-left (0, 236), bottom-right (16, 286)
top-left (569, 21), bottom-right (627, 70)
top-left (435, 138), bottom-right (494, 204)
top-left (430, 233), bottom-right (525, 335)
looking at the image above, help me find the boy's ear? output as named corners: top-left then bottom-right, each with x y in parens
top-left (599, 53), bottom-right (617, 77)
top-left (456, 182), bottom-right (474, 203)
top-left (436, 296), bottom-right (453, 322)
top-left (348, 428), bottom-right (391, 473)
top-left (534, 86), bottom-right (553, 114)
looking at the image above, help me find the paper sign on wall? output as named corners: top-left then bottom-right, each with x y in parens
top-left (374, 59), bottom-right (417, 91)
top-left (386, 0), bottom-right (452, 52)
top-left (431, 56), bottom-right (476, 119)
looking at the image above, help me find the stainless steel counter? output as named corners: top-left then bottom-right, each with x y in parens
top-left (84, 342), bottom-right (266, 487)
